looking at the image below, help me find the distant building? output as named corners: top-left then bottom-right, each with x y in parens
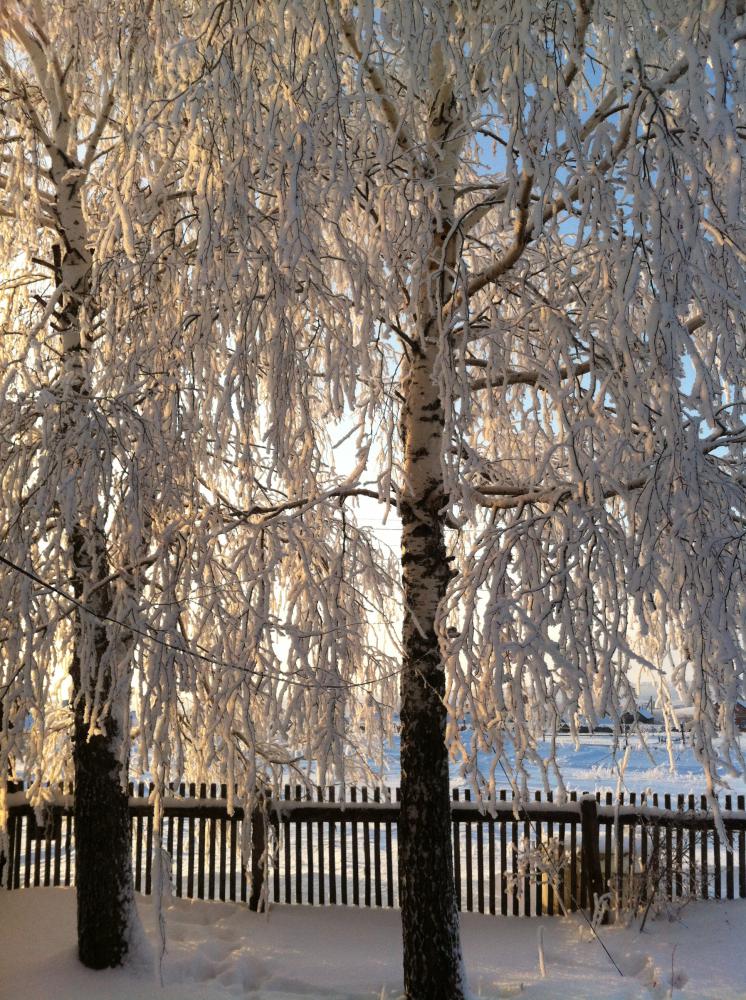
top-left (558, 705), bottom-right (656, 735)
top-left (734, 701), bottom-right (746, 732)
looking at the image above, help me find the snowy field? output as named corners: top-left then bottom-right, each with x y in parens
top-left (380, 733), bottom-right (746, 799)
top-left (3, 887), bottom-right (746, 1000)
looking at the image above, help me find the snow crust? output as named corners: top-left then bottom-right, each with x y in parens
top-left (2, 887), bottom-right (746, 1000)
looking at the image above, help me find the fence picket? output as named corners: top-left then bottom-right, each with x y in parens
top-left (523, 812), bottom-right (531, 917)
top-left (725, 795), bottom-right (734, 900)
top-left (351, 786), bottom-right (359, 906)
top-left (569, 794), bottom-right (577, 913)
top-left (6, 812), bottom-right (16, 889)
top-left (739, 795), bottom-right (746, 899)
top-left (511, 802), bottom-right (519, 917)
top-left (713, 795), bottom-right (722, 900)
top-left (316, 786), bottom-right (324, 906)
top-left (145, 784), bottom-right (154, 897)
top-left (547, 791), bottom-right (555, 917)
top-left (701, 795), bottom-right (709, 900)
top-left (373, 788), bottom-right (382, 908)
top-left (328, 787), bottom-right (337, 905)
top-left (219, 784), bottom-right (227, 902)
top-left (465, 788), bottom-right (473, 913)
top-left (688, 794), bottom-right (696, 897)
top-left (604, 791), bottom-right (612, 906)
top-left (295, 785), bottom-right (302, 905)
top-left (534, 791), bottom-right (541, 918)
top-left (362, 787), bottom-right (371, 908)
top-left (385, 787), bottom-right (394, 908)
top-left (500, 789), bottom-right (508, 916)
top-left (340, 786), bottom-right (348, 906)
top-left (477, 810), bottom-right (485, 915)
top-left (675, 795), bottom-right (684, 899)
top-left (452, 788), bottom-right (461, 910)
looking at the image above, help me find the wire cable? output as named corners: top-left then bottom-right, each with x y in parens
top-left (0, 553), bottom-right (403, 694)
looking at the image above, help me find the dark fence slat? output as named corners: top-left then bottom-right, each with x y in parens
top-left (559, 816), bottom-right (567, 915)
top-left (477, 812), bottom-right (485, 915)
top-left (249, 792), bottom-right (266, 912)
top-left (546, 791), bottom-right (555, 917)
top-left (452, 788), bottom-right (461, 910)
top-left (230, 810), bottom-right (238, 903)
top-left (64, 809), bottom-right (72, 888)
top-left (145, 784), bottom-right (154, 897)
top-left (351, 786), bottom-right (359, 906)
top-left (511, 802), bottom-right (519, 917)
top-left (176, 809), bottom-right (184, 898)
top-left (534, 792), bottom-right (542, 918)
top-left (6, 811), bottom-right (16, 889)
top-left (580, 797), bottom-right (604, 922)
top-left (488, 814), bottom-right (496, 916)
top-left (604, 791), bottom-right (612, 908)
top-left (674, 795), bottom-right (684, 899)
top-left (306, 790), bottom-right (314, 905)
top-left (725, 795), bottom-right (734, 901)
top-left (652, 794), bottom-right (661, 907)
top-left (688, 794), bottom-right (697, 898)
top-left (385, 787), bottom-right (394, 908)
top-left (187, 782), bottom-right (196, 900)
top-left (700, 795), bottom-right (709, 900)
top-left (712, 802), bottom-right (721, 900)
top-left (500, 789), bottom-right (508, 916)
top-left (283, 784), bottom-right (291, 904)
top-left (328, 787), bottom-right (336, 905)
top-left (362, 787), bottom-right (371, 908)
top-left (675, 795), bottom-right (684, 899)
top-left (295, 785), bottom-right (302, 905)
top-left (569, 795), bottom-right (577, 913)
top-left (523, 813), bottom-right (531, 917)
top-left (32, 812), bottom-right (41, 887)
top-left (465, 789), bottom-right (474, 913)
top-left (316, 787), bottom-right (324, 906)
top-left (739, 795), bottom-right (746, 899)
top-left (339, 786), bottom-right (347, 906)
top-left (664, 794), bottom-right (673, 900)
top-left (43, 816), bottom-right (52, 887)
top-left (373, 788), bottom-right (382, 908)
top-left (219, 784), bottom-right (227, 903)
top-left (166, 809), bottom-right (174, 897)
top-left (24, 812), bottom-right (32, 888)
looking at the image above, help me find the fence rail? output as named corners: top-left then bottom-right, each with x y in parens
top-left (4, 782), bottom-right (746, 918)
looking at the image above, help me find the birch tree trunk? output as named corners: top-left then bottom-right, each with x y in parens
top-left (69, 525), bottom-right (133, 969)
top-left (399, 343), bottom-right (464, 1000)
top-left (51, 139), bottom-right (134, 969)
top-left (397, 61), bottom-right (466, 1000)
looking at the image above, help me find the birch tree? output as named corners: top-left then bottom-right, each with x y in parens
top-left (0, 0), bottom-right (210, 967)
top-left (0, 0), bottom-right (400, 969)
top-left (209, 3), bottom-right (746, 997)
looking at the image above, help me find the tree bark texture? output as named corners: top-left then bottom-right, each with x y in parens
top-left (399, 331), bottom-right (465, 1000)
top-left (70, 524), bottom-right (134, 969)
top-left (397, 60), bottom-right (466, 1000)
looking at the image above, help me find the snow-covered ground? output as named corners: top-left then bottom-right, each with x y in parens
top-left (378, 733), bottom-right (746, 799)
top-left (3, 887), bottom-right (746, 1000)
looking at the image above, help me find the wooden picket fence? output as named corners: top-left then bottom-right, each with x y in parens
top-left (4, 781), bottom-right (746, 917)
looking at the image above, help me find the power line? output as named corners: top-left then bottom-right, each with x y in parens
top-left (0, 553), bottom-right (403, 694)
